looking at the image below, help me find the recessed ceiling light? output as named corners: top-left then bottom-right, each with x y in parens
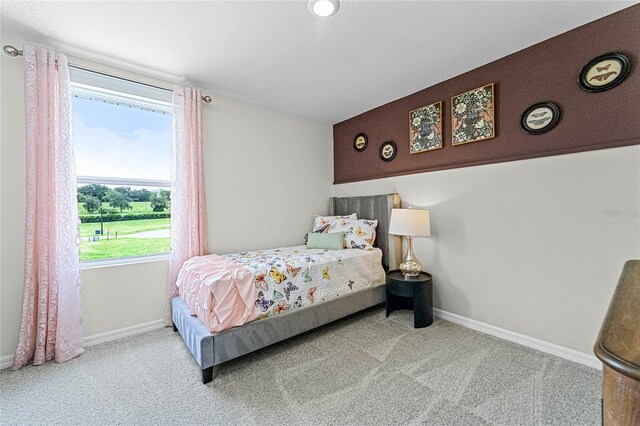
top-left (309, 0), bottom-right (340, 17)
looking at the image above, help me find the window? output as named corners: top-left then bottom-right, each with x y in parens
top-left (71, 68), bottom-right (172, 264)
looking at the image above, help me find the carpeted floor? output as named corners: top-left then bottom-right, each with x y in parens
top-left (1, 307), bottom-right (601, 425)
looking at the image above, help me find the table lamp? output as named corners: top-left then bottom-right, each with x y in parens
top-left (388, 208), bottom-right (431, 278)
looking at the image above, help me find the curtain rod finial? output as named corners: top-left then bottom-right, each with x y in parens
top-left (202, 95), bottom-right (212, 104)
top-left (3, 45), bottom-right (23, 57)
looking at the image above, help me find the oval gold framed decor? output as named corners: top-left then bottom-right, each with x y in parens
top-left (578, 52), bottom-right (631, 93)
top-left (521, 102), bottom-right (561, 135)
top-left (353, 133), bottom-right (368, 152)
top-left (379, 141), bottom-right (397, 162)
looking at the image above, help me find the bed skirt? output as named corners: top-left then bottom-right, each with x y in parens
top-left (171, 284), bottom-right (385, 381)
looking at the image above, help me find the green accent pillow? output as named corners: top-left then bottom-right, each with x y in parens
top-left (306, 232), bottom-right (344, 250)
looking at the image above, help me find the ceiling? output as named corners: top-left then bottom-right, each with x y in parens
top-left (1, 1), bottom-right (635, 123)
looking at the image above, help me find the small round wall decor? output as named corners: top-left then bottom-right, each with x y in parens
top-left (353, 133), bottom-right (368, 152)
top-left (379, 141), bottom-right (397, 162)
top-left (578, 52), bottom-right (631, 93)
top-left (521, 102), bottom-right (560, 135)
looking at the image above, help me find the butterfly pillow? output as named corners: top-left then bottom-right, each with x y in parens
top-left (311, 213), bottom-right (357, 233)
top-left (328, 219), bottom-right (378, 250)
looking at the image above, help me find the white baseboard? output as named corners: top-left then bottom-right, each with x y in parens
top-left (83, 319), bottom-right (165, 347)
top-left (0, 354), bottom-right (13, 370)
top-left (2, 313), bottom-right (601, 371)
top-left (1, 319), bottom-right (165, 370)
top-left (434, 308), bottom-right (602, 370)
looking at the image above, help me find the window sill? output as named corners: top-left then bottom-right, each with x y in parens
top-left (80, 253), bottom-right (169, 270)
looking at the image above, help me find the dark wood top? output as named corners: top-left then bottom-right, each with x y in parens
top-left (387, 270), bottom-right (431, 283)
top-left (594, 260), bottom-right (640, 381)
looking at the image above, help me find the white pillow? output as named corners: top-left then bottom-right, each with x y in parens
top-left (312, 213), bottom-right (357, 233)
top-left (328, 218), bottom-right (378, 250)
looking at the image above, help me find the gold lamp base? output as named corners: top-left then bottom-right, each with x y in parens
top-left (399, 259), bottom-right (422, 279)
top-left (399, 236), bottom-right (422, 279)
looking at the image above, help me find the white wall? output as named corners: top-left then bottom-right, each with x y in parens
top-left (333, 146), bottom-right (640, 355)
top-left (0, 46), bottom-right (333, 360)
top-left (204, 96), bottom-right (333, 254)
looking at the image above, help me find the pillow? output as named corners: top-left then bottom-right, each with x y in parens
top-left (302, 232), bottom-right (319, 245)
top-left (306, 232), bottom-right (345, 250)
top-left (328, 219), bottom-right (378, 250)
top-left (312, 213), bottom-right (357, 233)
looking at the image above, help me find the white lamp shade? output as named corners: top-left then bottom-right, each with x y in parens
top-left (388, 208), bottom-right (431, 237)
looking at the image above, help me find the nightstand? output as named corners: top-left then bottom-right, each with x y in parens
top-left (385, 270), bottom-right (433, 328)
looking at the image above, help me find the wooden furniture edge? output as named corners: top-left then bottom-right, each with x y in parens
top-left (594, 259), bottom-right (640, 381)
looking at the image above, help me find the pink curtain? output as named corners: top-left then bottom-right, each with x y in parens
top-left (167, 86), bottom-right (209, 324)
top-left (13, 46), bottom-right (84, 370)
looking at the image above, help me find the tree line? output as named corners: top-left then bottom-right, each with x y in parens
top-left (78, 184), bottom-right (171, 213)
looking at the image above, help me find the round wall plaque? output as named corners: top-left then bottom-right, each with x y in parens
top-left (379, 141), bottom-right (397, 162)
top-left (521, 102), bottom-right (561, 135)
top-left (578, 52), bottom-right (631, 93)
top-left (353, 133), bottom-right (368, 152)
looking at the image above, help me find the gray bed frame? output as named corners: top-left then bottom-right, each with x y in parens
top-left (171, 193), bottom-right (402, 384)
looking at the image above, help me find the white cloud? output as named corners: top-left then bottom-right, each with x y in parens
top-left (73, 113), bottom-right (172, 180)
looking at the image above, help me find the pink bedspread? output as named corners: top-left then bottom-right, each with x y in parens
top-left (176, 255), bottom-right (256, 333)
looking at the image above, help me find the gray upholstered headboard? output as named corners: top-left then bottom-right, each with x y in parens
top-left (329, 193), bottom-right (402, 271)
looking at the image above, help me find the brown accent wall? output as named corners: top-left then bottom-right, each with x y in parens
top-left (333, 5), bottom-right (640, 184)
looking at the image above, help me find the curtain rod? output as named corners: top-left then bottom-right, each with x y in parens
top-left (3, 45), bottom-right (212, 104)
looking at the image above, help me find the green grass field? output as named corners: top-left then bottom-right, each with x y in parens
top-left (79, 218), bottom-right (170, 238)
top-left (77, 201), bottom-right (156, 215)
top-left (79, 218), bottom-right (171, 261)
top-left (80, 238), bottom-right (170, 261)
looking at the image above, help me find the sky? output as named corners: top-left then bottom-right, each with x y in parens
top-left (73, 96), bottom-right (172, 181)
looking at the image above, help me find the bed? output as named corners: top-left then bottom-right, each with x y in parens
top-left (171, 193), bottom-right (401, 384)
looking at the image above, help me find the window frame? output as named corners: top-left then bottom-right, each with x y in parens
top-left (71, 81), bottom-right (173, 268)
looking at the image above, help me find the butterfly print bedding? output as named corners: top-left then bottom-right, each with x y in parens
top-left (283, 282), bottom-right (299, 300)
top-left (307, 287), bottom-right (317, 303)
top-left (328, 218), bottom-right (378, 250)
top-left (177, 245), bottom-right (386, 332)
top-left (255, 291), bottom-right (274, 312)
top-left (225, 245), bottom-right (386, 321)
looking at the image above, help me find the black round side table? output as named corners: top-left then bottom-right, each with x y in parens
top-left (385, 270), bottom-right (433, 328)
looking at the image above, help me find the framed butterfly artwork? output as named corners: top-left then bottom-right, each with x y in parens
top-left (520, 102), bottom-right (560, 135)
top-left (353, 133), bottom-right (368, 152)
top-left (379, 141), bottom-right (397, 162)
top-left (578, 52), bottom-right (631, 93)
